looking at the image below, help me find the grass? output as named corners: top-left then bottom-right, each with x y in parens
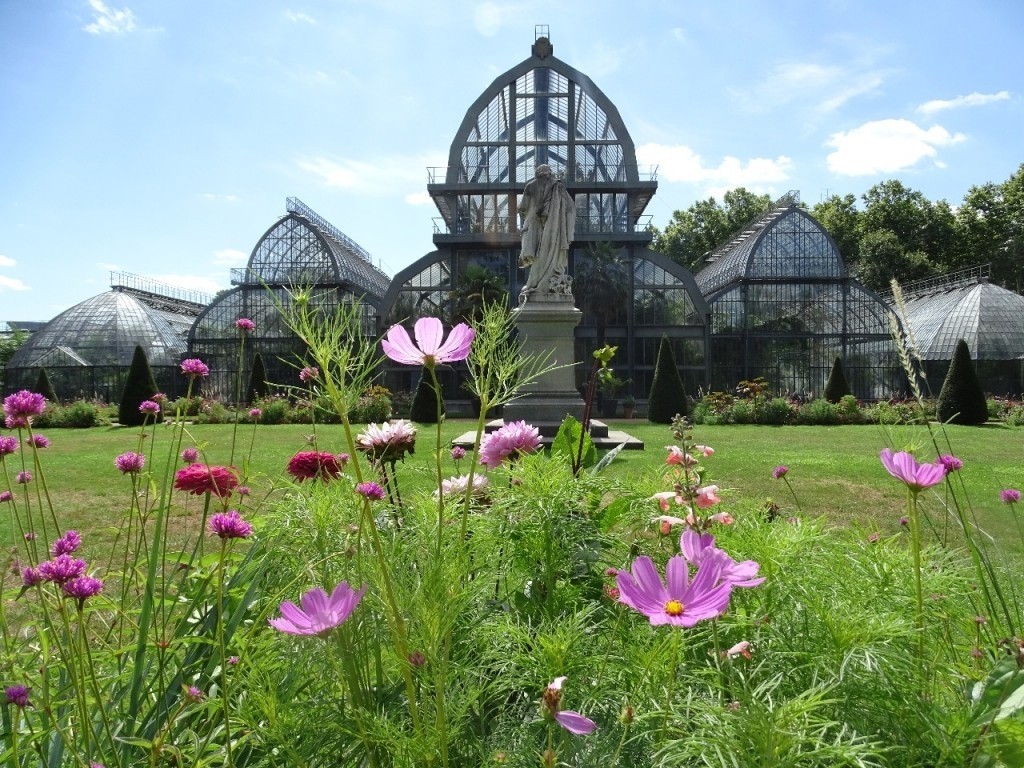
top-left (5, 418), bottom-right (1022, 557)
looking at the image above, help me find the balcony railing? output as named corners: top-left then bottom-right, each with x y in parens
top-left (432, 214), bottom-right (654, 236)
top-left (426, 164), bottom-right (659, 185)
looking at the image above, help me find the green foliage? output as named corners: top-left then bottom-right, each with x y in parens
top-left (648, 335), bottom-right (687, 423)
top-left (937, 339), bottom-right (990, 425)
top-left (823, 357), bottom-right (853, 403)
top-left (550, 414), bottom-right (597, 470)
top-left (409, 369), bottom-right (444, 423)
top-left (34, 366), bottom-right (59, 403)
top-left (800, 397), bottom-right (840, 425)
top-left (118, 345), bottom-right (161, 426)
top-left (246, 351), bottom-right (270, 403)
top-left (351, 385), bottom-right (392, 423)
top-left (32, 399), bottom-right (110, 428)
top-left (572, 242), bottom-right (629, 344)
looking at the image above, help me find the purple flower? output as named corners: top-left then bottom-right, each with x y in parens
top-left (184, 685), bottom-right (204, 702)
top-left (0, 491), bottom-right (12, 503)
top-left (180, 358), bottom-right (210, 378)
top-left (879, 449), bottom-right (945, 492)
top-left (115, 451), bottom-right (146, 474)
top-left (450, 446), bottom-right (467, 461)
top-left (381, 317), bottom-right (475, 367)
top-left (3, 390), bottom-right (46, 428)
top-left (248, 408), bottom-right (262, 420)
top-left (4, 685), bottom-right (30, 708)
top-left (356, 482), bottom-right (386, 501)
top-left (26, 434), bottom-right (49, 448)
top-left (299, 366), bottom-right (319, 382)
top-left (679, 528), bottom-right (765, 588)
top-left (37, 554), bottom-right (87, 584)
top-left (269, 581), bottom-right (366, 638)
top-left (772, 465), bottom-right (789, 480)
top-left (0, 435), bottom-right (17, 456)
top-left (51, 530), bottom-right (82, 557)
top-left (138, 400), bottom-right (161, 416)
top-left (181, 447), bottom-right (199, 464)
top-left (209, 509), bottom-right (253, 540)
top-left (615, 551), bottom-right (734, 627)
top-left (478, 421), bottom-right (541, 469)
top-left (1000, 489), bottom-right (1021, 504)
top-left (16, 471), bottom-right (31, 484)
top-left (236, 486), bottom-right (251, 496)
top-left (287, 451), bottom-right (345, 482)
top-left (62, 575), bottom-right (104, 603)
top-left (543, 677), bottom-right (597, 736)
top-left (22, 566), bottom-right (43, 587)
top-left (235, 318), bottom-right (255, 333)
top-left (938, 454), bottom-right (963, 474)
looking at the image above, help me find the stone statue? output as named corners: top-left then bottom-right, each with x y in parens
top-left (518, 164), bottom-right (576, 303)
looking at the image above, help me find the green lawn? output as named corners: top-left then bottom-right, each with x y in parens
top-left (5, 419), bottom-right (1023, 555)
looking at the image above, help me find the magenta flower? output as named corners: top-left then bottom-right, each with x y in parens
top-left (1001, 489), bottom-right (1022, 504)
top-left (287, 451), bottom-right (345, 482)
top-left (4, 685), bottom-right (30, 708)
top-left (209, 509), bottom-right (253, 539)
top-left (236, 486), bottom-right (251, 496)
top-left (299, 366), bottom-right (319, 383)
top-left (235, 317), bottom-right (255, 333)
top-left (615, 551), bottom-right (733, 627)
top-left (180, 358), bottom-right (210, 378)
top-left (181, 447), bottom-right (200, 464)
top-left (381, 316), bottom-right (475, 367)
top-left (542, 677), bottom-right (597, 736)
top-left (51, 530), bottom-right (82, 557)
top-left (174, 464), bottom-right (239, 497)
top-left (879, 449), bottom-right (945, 492)
top-left (0, 435), bottom-right (17, 456)
top-left (479, 420), bottom-right (541, 469)
top-left (139, 400), bottom-right (161, 416)
top-left (0, 491), bottom-right (13, 503)
top-left (938, 454), bottom-right (963, 474)
top-left (115, 451), bottom-right (146, 474)
top-left (772, 465), bottom-right (789, 480)
top-left (37, 554), bottom-right (87, 584)
top-left (16, 471), bottom-right (31, 484)
top-left (22, 566), bottom-right (43, 587)
top-left (679, 528), bottom-right (765, 588)
top-left (3, 390), bottom-right (46, 428)
top-left (355, 481), bottom-right (386, 501)
top-left (25, 434), bottom-right (49, 448)
top-left (184, 685), bottom-right (204, 702)
top-left (249, 408), bottom-right (262, 420)
top-left (450, 445), bottom-right (466, 461)
top-left (269, 581), bottom-right (366, 638)
top-left (62, 575), bottom-right (104, 604)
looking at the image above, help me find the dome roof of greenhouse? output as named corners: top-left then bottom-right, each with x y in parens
top-left (7, 290), bottom-right (187, 370)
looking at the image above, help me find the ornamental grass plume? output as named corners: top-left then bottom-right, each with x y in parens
top-left (174, 464), bottom-right (239, 497)
top-left (269, 581), bottom-right (366, 638)
top-left (286, 451), bottom-right (346, 482)
top-left (209, 509), bottom-right (253, 539)
top-left (615, 550), bottom-right (734, 627)
top-left (542, 677), bottom-right (597, 736)
top-left (381, 316), bottom-right (475, 367)
top-left (478, 420), bottom-right (541, 469)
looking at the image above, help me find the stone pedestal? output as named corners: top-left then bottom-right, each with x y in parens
top-left (502, 297), bottom-right (586, 423)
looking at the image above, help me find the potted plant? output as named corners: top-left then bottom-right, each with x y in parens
top-left (597, 371), bottom-right (625, 418)
top-left (622, 393), bottom-right (636, 419)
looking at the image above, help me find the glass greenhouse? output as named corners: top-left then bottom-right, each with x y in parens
top-left (188, 198), bottom-right (388, 399)
top-left (695, 196), bottom-right (902, 400)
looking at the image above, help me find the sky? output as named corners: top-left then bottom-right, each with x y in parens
top-left (1, 0), bottom-right (1022, 322)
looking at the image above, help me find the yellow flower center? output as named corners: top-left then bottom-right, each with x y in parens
top-left (664, 600), bottom-right (685, 616)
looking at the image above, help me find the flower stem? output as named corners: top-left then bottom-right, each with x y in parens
top-left (216, 539), bottom-right (234, 768)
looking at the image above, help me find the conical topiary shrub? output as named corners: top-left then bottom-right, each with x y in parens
top-left (34, 367), bottom-right (59, 404)
top-left (118, 345), bottom-right (162, 426)
top-left (647, 335), bottom-right (687, 424)
top-left (936, 339), bottom-right (989, 425)
top-left (409, 369), bottom-right (444, 423)
top-left (246, 352), bottom-right (270, 404)
top-left (823, 357), bottom-right (853, 403)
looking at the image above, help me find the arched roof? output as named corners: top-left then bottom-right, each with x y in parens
top-left (7, 290), bottom-right (186, 370)
top-left (900, 280), bottom-right (1024, 361)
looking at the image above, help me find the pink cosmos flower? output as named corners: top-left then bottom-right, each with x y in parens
top-left (356, 481), bottom-right (386, 501)
top-left (615, 551), bottom-right (733, 627)
top-left (115, 451), bottom-right (146, 474)
top-left (269, 581), bottom-right (366, 638)
top-left (543, 677), bottom-right (597, 736)
top-left (0, 435), bottom-right (17, 455)
top-left (235, 318), bottom-right (255, 333)
top-left (381, 317), bottom-right (475, 367)
top-left (1001, 489), bottom-right (1022, 504)
top-left (679, 528), bottom-right (764, 587)
top-left (174, 464), bottom-right (239, 497)
top-left (665, 446), bottom-right (698, 467)
top-left (772, 465), bottom-right (789, 480)
top-left (209, 509), bottom-right (253, 539)
top-left (51, 530), bottom-right (82, 557)
top-left (138, 400), bottom-right (160, 416)
top-left (3, 390), bottom-right (46, 428)
top-left (879, 449), bottom-right (945, 492)
top-left (479, 421), bottom-right (541, 469)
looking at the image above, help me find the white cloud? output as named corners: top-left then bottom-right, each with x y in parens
top-left (405, 191), bottom-right (432, 206)
top-left (297, 152), bottom-right (446, 195)
top-left (0, 254), bottom-right (15, 268)
top-left (83, 0), bottom-right (137, 35)
top-left (212, 248), bottom-right (248, 266)
top-left (735, 60), bottom-right (887, 114)
top-left (825, 118), bottom-right (966, 176)
top-left (917, 90), bottom-right (1011, 115)
top-left (0, 275), bottom-right (30, 292)
top-left (202, 193), bottom-right (240, 202)
top-left (635, 143), bottom-right (793, 192)
top-left (286, 10), bottom-right (316, 24)
top-left (473, 2), bottom-right (510, 37)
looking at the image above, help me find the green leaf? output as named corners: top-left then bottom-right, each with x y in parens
top-left (595, 497), bottom-right (631, 532)
top-left (550, 415), bottom-right (597, 469)
top-left (591, 440), bottom-right (628, 475)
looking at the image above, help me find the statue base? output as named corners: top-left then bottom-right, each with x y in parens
top-left (502, 295), bottom-right (585, 424)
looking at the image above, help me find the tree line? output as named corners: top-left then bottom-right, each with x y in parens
top-left (652, 163), bottom-right (1024, 295)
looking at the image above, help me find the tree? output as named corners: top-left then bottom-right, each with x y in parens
top-left (573, 242), bottom-right (629, 345)
top-left (246, 352), bottom-right (270, 404)
top-left (936, 339), bottom-right (989, 425)
top-left (823, 357), bottom-right (852, 403)
top-left (451, 263), bottom-right (507, 324)
top-left (956, 165), bottom-right (1024, 291)
top-left (647, 336), bottom-right (687, 423)
top-left (854, 230), bottom-right (937, 294)
top-left (0, 328), bottom-right (27, 391)
top-left (118, 345), bottom-right (161, 427)
top-left (811, 194), bottom-right (861, 265)
top-left (34, 367), bottom-right (59, 403)
top-left (409, 369), bottom-right (444, 423)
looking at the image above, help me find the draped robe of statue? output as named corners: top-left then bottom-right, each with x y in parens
top-left (518, 164), bottom-right (576, 302)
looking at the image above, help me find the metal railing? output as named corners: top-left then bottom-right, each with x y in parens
top-left (109, 271), bottom-right (213, 306)
top-left (426, 164), bottom-right (659, 185)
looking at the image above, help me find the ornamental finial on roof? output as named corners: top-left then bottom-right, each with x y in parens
top-left (532, 35), bottom-right (552, 59)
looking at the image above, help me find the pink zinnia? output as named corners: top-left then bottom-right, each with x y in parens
top-left (0, 435), bottom-right (18, 456)
top-left (139, 400), bottom-right (160, 416)
top-left (879, 449), bottom-right (945, 492)
top-left (3, 390), bottom-right (46, 428)
top-left (235, 318), bottom-right (255, 333)
top-left (381, 316), bottom-right (475, 367)
top-left (478, 421), bottom-right (541, 469)
top-left (115, 451), bottom-right (146, 474)
top-left (51, 529), bottom-right (82, 557)
top-left (543, 676), bottom-right (597, 736)
top-left (1001, 489), bottom-right (1021, 504)
top-left (287, 451), bottom-right (345, 482)
top-left (209, 509), bottom-right (253, 539)
top-left (269, 581), bottom-right (366, 638)
top-left (174, 464), bottom-right (239, 497)
top-left (180, 358), bottom-right (210, 378)
top-left (615, 551), bottom-right (734, 627)
top-left (355, 481), bottom-right (386, 501)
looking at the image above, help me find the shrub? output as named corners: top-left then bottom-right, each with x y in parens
top-left (61, 399), bottom-right (107, 428)
top-left (731, 399), bottom-right (755, 424)
top-left (1004, 405), bottom-right (1024, 426)
top-left (647, 335), bottom-right (687, 423)
top-left (34, 367), bottom-right (59, 404)
top-left (352, 385), bottom-right (392, 423)
top-left (118, 345), bottom-right (162, 426)
top-left (762, 396), bottom-right (795, 425)
top-left (246, 352), bottom-right (270, 404)
top-left (800, 398), bottom-right (840, 425)
top-left (409, 370), bottom-right (444, 423)
top-left (169, 395), bottom-right (204, 418)
top-left (194, 400), bottom-right (233, 424)
top-left (936, 339), bottom-right (989, 425)
top-left (255, 396), bottom-right (292, 424)
top-left (823, 357), bottom-right (853, 403)
top-left (837, 394), bottom-right (863, 424)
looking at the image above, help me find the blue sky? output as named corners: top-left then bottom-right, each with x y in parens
top-left (1, 0), bottom-right (1021, 322)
